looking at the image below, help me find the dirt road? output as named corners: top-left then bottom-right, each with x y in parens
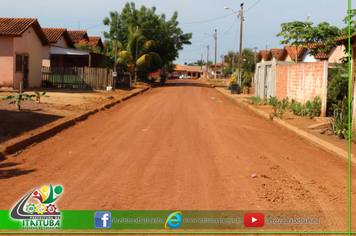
top-left (0, 79), bottom-right (354, 232)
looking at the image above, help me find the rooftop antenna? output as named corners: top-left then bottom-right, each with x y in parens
top-left (305, 14), bottom-right (310, 22)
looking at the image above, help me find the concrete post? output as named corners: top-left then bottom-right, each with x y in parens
top-left (321, 61), bottom-right (328, 117)
top-left (260, 65), bottom-right (266, 99)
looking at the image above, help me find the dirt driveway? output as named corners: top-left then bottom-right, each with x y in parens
top-left (0, 79), bottom-right (354, 233)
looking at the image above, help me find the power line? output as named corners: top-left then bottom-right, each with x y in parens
top-left (82, 23), bottom-right (104, 30)
top-left (244, 0), bottom-right (261, 13)
top-left (179, 12), bottom-right (235, 26)
top-left (219, 15), bottom-right (239, 38)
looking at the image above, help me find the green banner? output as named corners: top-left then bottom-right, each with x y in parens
top-left (0, 210), bottom-right (346, 232)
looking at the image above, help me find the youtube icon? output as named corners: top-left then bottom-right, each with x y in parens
top-left (244, 213), bottom-right (264, 227)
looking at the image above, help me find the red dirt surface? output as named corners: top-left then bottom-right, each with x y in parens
top-left (0, 85), bottom-right (149, 144)
top-left (0, 80), bottom-right (354, 233)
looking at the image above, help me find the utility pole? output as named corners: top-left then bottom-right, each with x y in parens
top-left (214, 29), bottom-right (217, 81)
top-left (220, 54), bottom-right (224, 80)
top-left (201, 53), bottom-right (203, 74)
top-left (207, 45), bottom-right (209, 79)
top-left (134, 26), bottom-right (138, 84)
top-left (113, 13), bottom-right (119, 91)
top-left (238, 3), bottom-right (244, 88)
top-left (253, 46), bottom-right (257, 66)
top-left (232, 52), bottom-right (235, 76)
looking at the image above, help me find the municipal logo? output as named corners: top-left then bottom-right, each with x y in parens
top-left (11, 184), bottom-right (63, 229)
top-left (94, 211), bottom-right (111, 228)
top-left (165, 211), bottom-right (182, 229)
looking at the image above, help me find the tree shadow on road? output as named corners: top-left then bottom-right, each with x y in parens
top-left (0, 161), bottom-right (36, 180)
top-left (0, 110), bottom-right (63, 144)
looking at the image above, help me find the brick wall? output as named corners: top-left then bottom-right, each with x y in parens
top-left (275, 65), bottom-right (288, 99)
top-left (275, 61), bottom-right (326, 103)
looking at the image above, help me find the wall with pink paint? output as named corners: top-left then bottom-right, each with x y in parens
top-left (328, 45), bottom-right (346, 64)
top-left (13, 26), bottom-right (43, 89)
top-left (53, 35), bottom-right (68, 48)
top-left (0, 36), bottom-right (14, 88)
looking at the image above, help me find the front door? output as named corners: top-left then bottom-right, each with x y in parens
top-left (23, 56), bottom-right (28, 88)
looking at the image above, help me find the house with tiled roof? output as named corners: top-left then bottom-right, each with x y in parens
top-left (42, 28), bottom-right (106, 68)
top-left (209, 61), bottom-right (228, 74)
top-left (260, 50), bottom-right (272, 62)
top-left (270, 49), bottom-right (287, 61)
top-left (256, 52), bottom-right (262, 62)
top-left (67, 30), bottom-right (89, 43)
top-left (41, 28), bottom-right (75, 67)
top-left (0, 18), bottom-right (49, 89)
top-left (283, 46), bottom-right (308, 62)
top-left (302, 43), bottom-right (346, 64)
top-left (88, 36), bottom-right (104, 51)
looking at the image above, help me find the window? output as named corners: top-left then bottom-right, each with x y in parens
top-left (16, 55), bottom-right (22, 72)
top-left (188, 72), bottom-right (191, 76)
top-left (193, 73), bottom-right (196, 76)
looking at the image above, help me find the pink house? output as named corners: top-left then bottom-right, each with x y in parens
top-left (0, 18), bottom-right (49, 89)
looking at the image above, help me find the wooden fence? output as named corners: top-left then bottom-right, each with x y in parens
top-left (42, 67), bottom-right (110, 90)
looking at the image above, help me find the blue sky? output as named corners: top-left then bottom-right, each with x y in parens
top-left (2, 0), bottom-right (354, 65)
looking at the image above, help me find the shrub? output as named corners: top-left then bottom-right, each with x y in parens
top-left (330, 96), bottom-right (356, 141)
top-left (2, 93), bottom-right (36, 110)
top-left (327, 64), bottom-right (348, 107)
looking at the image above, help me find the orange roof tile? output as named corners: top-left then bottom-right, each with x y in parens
top-left (67, 30), bottom-right (89, 43)
top-left (42, 28), bottom-right (75, 48)
top-left (0, 18), bottom-right (48, 45)
top-left (334, 34), bottom-right (356, 45)
top-left (270, 49), bottom-right (286, 61)
top-left (256, 52), bottom-right (262, 61)
top-left (42, 28), bottom-right (66, 43)
top-left (307, 43), bottom-right (331, 59)
top-left (88, 36), bottom-right (104, 50)
top-left (284, 46), bottom-right (307, 61)
top-left (210, 62), bottom-right (228, 67)
top-left (174, 65), bottom-right (186, 71)
top-left (260, 50), bottom-right (271, 61)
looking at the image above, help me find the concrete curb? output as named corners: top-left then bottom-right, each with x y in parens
top-left (0, 87), bottom-right (151, 158)
top-left (214, 87), bottom-right (356, 165)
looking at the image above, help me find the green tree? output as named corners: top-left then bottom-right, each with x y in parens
top-left (103, 2), bottom-right (192, 73)
top-left (277, 20), bottom-right (344, 61)
top-left (342, 9), bottom-right (356, 35)
top-left (240, 48), bottom-right (255, 88)
top-left (117, 27), bottom-right (162, 81)
top-left (276, 21), bottom-right (314, 63)
top-left (224, 51), bottom-right (238, 72)
top-left (308, 22), bottom-right (341, 56)
top-left (328, 64), bottom-right (349, 107)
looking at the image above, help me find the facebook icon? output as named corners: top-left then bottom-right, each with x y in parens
top-left (94, 211), bottom-right (111, 229)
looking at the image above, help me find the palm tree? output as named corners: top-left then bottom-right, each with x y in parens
top-left (117, 27), bottom-right (162, 83)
